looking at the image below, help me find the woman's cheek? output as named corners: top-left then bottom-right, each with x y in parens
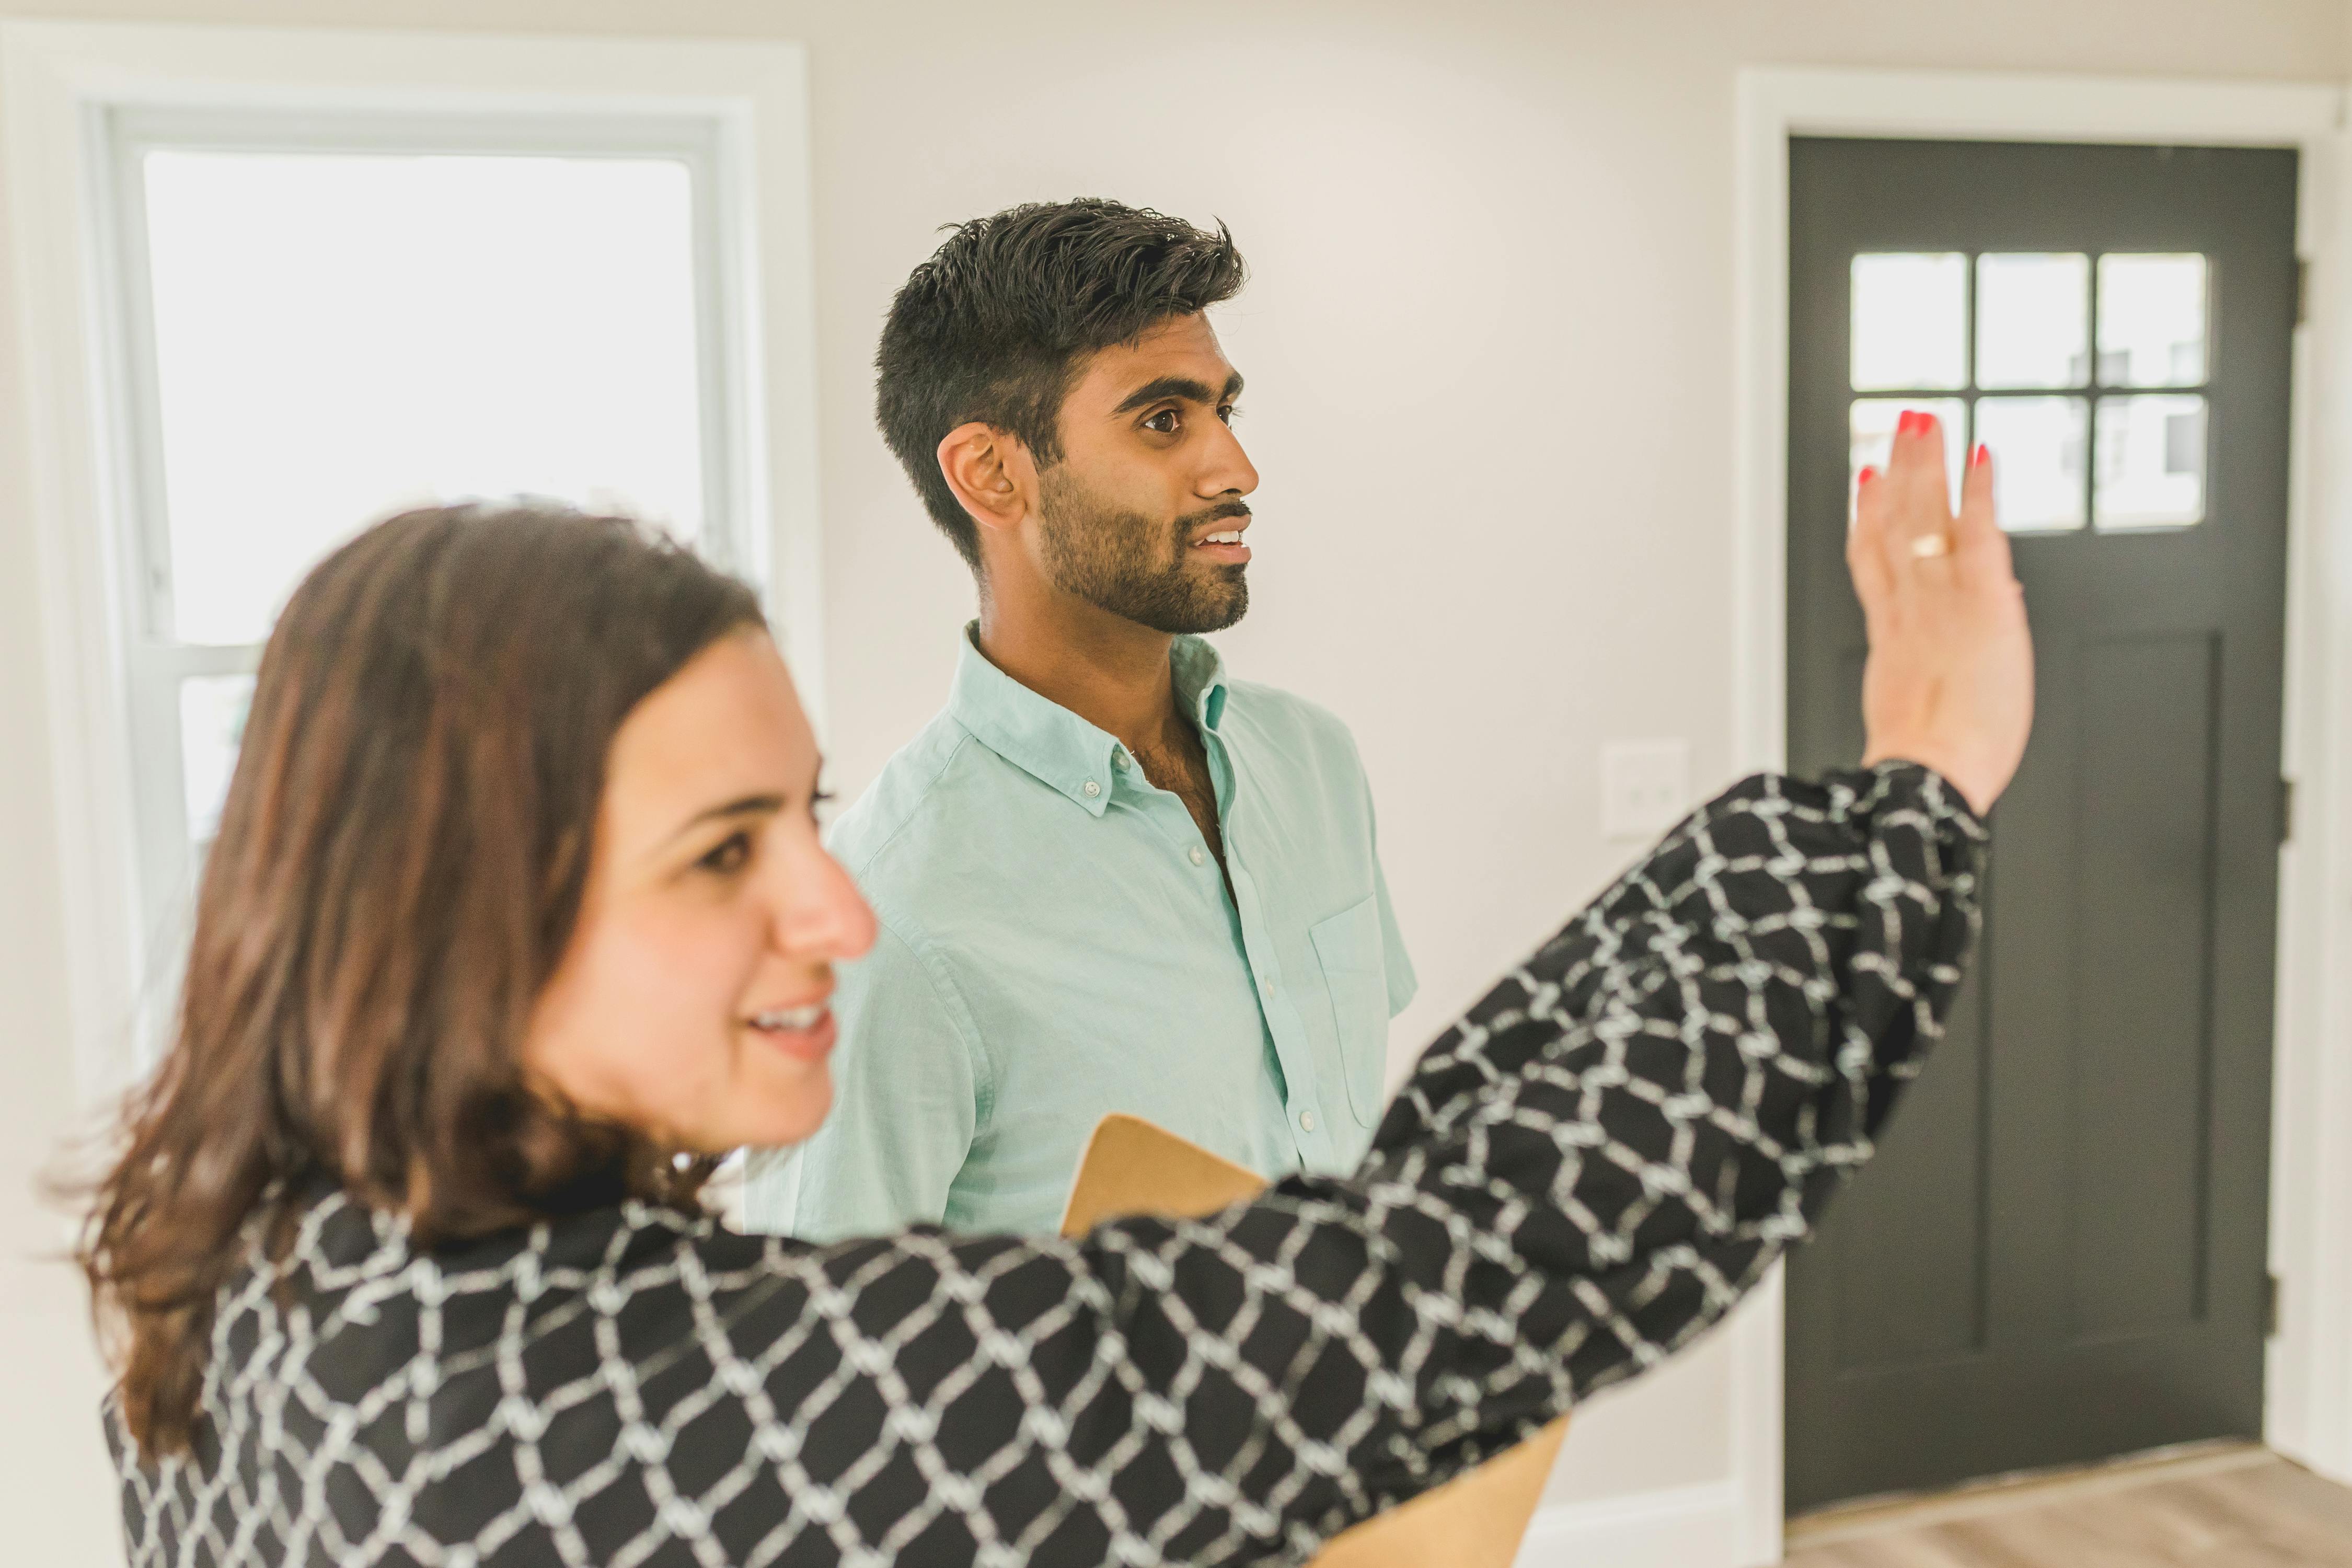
top-left (619, 900), bottom-right (762, 1008)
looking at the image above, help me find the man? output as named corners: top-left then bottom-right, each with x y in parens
top-left (746, 199), bottom-right (1413, 1238)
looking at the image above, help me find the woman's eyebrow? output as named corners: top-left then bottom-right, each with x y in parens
top-left (662, 794), bottom-right (785, 847)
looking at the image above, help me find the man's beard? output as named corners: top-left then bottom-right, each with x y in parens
top-left (1035, 466), bottom-right (1250, 635)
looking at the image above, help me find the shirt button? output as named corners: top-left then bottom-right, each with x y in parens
top-left (1189, 846), bottom-right (1205, 866)
top-left (1113, 751), bottom-right (1131, 770)
top-left (1299, 1110), bottom-right (1317, 1133)
top-left (1261, 976), bottom-right (1275, 998)
top-left (1082, 780), bottom-right (1101, 798)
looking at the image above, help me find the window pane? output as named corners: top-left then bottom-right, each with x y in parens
top-left (1851, 253), bottom-right (1967, 391)
top-left (2096, 395), bottom-right (2206, 529)
top-left (1975, 396), bottom-right (2088, 533)
top-left (142, 151), bottom-right (707, 647)
top-left (2096, 254), bottom-right (2208, 387)
top-left (180, 673), bottom-right (255, 847)
top-left (1975, 253), bottom-right (2089, 390)
top-left (1850, 398), bottom-right (1967, 516)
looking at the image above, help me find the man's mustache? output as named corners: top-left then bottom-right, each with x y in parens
top-left (1174, 500), bottom-right (1253, 535)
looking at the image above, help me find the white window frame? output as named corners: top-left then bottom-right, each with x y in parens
top-left (0, 20), bottom-right (825, 1108)
top-left (102, 103), bottom-right (765, 964)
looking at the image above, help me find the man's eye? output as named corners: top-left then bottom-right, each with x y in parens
top-left (1144, 409), bottom-right (1180, 434)
top-left (698, 832), bottom-right (752, 875)
top-left (1217, 404), bottom-right (1239, 425)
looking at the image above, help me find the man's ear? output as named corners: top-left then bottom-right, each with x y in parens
top-left (937, 422), bottom-right (1036, 541)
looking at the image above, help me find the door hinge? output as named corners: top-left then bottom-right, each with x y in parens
top-left (2297, 258), bottom-right (2311, 326)
top-left (2281, 777), bottom-right (2296, 844)
top-left (2266, 1273), bottom-right (2283, 1339)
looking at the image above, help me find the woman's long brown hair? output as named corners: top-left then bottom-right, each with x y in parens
top-left (79, 504), bottom-right (764, 1458)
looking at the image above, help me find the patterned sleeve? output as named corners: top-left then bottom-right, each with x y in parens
top-left (665, 763), bottom-right (1985, 1565)
top-left (113, 764), bottom-right (1982, 1568)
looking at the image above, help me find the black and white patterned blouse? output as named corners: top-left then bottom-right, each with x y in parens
top-left (111, 765), bottom-right (1984, 1567)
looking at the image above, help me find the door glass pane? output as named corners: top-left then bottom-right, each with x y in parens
top-left (180, 673), bottom-right (256, 848)
top-left (2096, 395), bottom-right (2206, 529)
top-left (2096, 253), bottom-right (2209, 387)
top-left (1850, 398), bottom-right (1967, 515)
top-left (141, 149), bottom-right (708, 647)
top-left (1851, 253), bottom-right (1967, 391)
top-left (1975, 396), bottom-right (2088, 533)
top-left (1975, 253), bottom-right (2089, 389)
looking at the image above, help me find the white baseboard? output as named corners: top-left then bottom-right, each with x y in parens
top-left (1515, 1480), bottom-right (1762, 1568)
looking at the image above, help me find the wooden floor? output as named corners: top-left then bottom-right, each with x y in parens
top-left (1784, 1446), bottom-right (2352, 1567)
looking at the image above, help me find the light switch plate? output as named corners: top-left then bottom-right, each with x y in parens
top-left (1601, 739), bottom-right (1691, 842)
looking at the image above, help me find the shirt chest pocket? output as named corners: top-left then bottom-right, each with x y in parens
top-left (1309, 894), bottom-right (1391, 1129)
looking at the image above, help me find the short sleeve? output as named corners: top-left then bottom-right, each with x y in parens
top-left (740, 916), bottom-right (986, 1242)
top-left (1357, 765), bottom-right (1416, 1018)
top-left (1374, 860), bottom-right (1417, 1018)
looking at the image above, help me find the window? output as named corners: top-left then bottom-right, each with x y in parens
top-left (99, 107), bottom-right (754, 964)
top-left (2, 24), bottom-right (815, 1098)
top-left (1847, 249), bottom-right (2211, 535)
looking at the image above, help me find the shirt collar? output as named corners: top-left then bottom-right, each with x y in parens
top-left (1171, 633), bottom-right (1230, 732)
top-left (947, 623), bottom-right (1230, 817)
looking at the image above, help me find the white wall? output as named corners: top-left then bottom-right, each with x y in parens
top-left (0, 237), bottom-right (118, 1557)
top-left (6, 2), bottom-right (2348, 1562)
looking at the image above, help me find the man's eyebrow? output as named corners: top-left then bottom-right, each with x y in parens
top-left (1112, 372), bottom-right (1246, 417)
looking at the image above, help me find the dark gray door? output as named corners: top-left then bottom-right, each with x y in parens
top-left (1784, 137), bottom-right (2295, 1512)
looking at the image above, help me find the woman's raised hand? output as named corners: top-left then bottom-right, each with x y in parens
top-left (1849, 412), bottom-right (2034, 816)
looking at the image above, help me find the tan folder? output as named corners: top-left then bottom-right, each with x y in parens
top-left (1060, 1113), bottom-right (1569, 1568)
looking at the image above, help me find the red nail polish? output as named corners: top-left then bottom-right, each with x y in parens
top-left (1973, 443), bottom-right (1989, 467)
top-left (1916, 411), bottom-right (1938, 434)
top-left (1895, 411), bottom-right (1916, 435)
top-left (1858, 465), bottom-right (1877, 483)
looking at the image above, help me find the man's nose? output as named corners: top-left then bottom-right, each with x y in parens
top-left (1200, 419), bottom-right (1260, 498)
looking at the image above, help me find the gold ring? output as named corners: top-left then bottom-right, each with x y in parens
top-left (1909, 533), bottom-right (1952, 560)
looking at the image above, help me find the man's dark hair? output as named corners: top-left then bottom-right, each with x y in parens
top-left (875, 199), bottom-right (1247, 569)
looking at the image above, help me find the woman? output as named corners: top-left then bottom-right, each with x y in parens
top-left (90, 418), bottom-right (2026, 1566)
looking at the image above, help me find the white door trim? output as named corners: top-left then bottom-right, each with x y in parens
top-left (1731, 65), bottom-right (2352, 1557)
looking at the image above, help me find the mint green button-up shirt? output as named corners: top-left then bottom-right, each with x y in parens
top-left (743, 628), bottom-right (1415, 1240)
